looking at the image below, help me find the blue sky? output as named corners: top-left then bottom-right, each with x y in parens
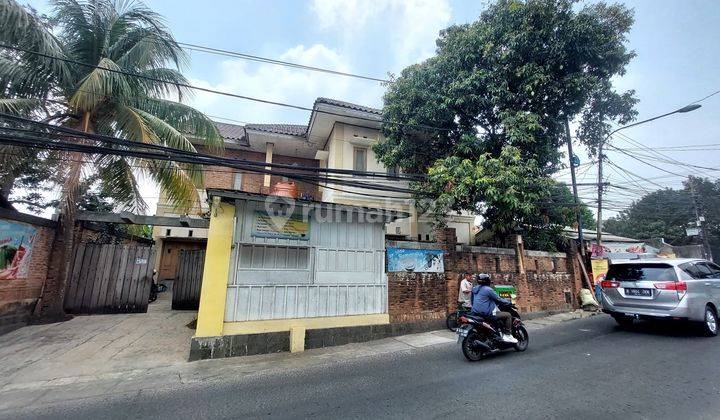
top-left (27, 0), bottom-right (720, 217)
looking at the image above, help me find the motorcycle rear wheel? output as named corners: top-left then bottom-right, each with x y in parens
top-left (446, 312), bottom-right (459, 332)
top-left (513, 326), bottom-right (529, 352)
top-left (461, 333), bottom-right (486, 362)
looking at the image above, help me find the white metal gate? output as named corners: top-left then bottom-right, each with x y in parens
top-left (224, 199), bottom-right (388, 322)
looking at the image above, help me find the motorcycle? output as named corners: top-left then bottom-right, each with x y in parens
top-left (456, 302), bottom-right (529, 361)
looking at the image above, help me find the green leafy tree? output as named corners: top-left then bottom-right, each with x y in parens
top-left (604, 177), bottom-right (720, 257)
top-left (375, 0), bottom-right (637, 250)
top-left (0, 0), bottom-right (222, 316)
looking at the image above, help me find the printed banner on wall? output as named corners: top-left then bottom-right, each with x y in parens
top-left (590, 259), bottom-right (609, 285)
top-left (0, 220), bottom-right (38, 280)
top-left (251, 211), bottom-right (310, 240)
top-left (386, 247), bottom-right (444, 273)
top-left (591, 242), bottom-right (647, 258)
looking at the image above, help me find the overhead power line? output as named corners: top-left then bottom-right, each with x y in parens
top-left (0, 44), bottom-right (450, 133)
top-left (175, 41), bottom-right (391, 83)
top-left (0, 113), bottom-right (423, 181)
top-left (0, 115), bottom-right (426, 196)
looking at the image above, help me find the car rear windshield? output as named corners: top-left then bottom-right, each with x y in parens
top-left (606, 264), bottom-right (678, 282)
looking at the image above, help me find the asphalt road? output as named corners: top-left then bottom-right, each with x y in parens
top-left (6, 315), bottom-right (720, 420)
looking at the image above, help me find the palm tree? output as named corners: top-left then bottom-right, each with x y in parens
top-left (0, 0), bottom-right (223, 316)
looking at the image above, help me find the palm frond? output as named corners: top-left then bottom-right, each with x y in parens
top-left (69, 57), bottom-right (130, 111)
top-left (110, 26), bottom-right (187, 71)
top-left (96, 155), bottom-right (147, 212)
top-left (0, 0), bottom-right (73, 86)
top-left (52, 0), bottom-right (100, 65)
top-left (0, 97), bottom-right (42, 114)
top-left (130, 107), bottom-right (195, 150)
top-left (0, 57), bottom-right (53, 98)
top-left (99, 104), bottom-right (155, 143)
top-left (142, 158), bottom-right (199, 212)
top-left (132, 97), bottom-right (223, 152)
top-left (133, 67), bottom-right (190, 100)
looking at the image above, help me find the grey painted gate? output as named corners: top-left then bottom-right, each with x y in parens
top-left (171, 249), bottom-right (205, 310)
top-left (64, 243), bottom-right (156, 314)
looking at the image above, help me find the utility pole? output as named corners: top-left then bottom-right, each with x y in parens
top-left (595, 140), bottom-right (604, 253)
top-left (594, 103), bottom-right (702, 253)
top-left (689, 177), bottom-right (714, 261)
top-left (565, 116), bottom-right (584, 256)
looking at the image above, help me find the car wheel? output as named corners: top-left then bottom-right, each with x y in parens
top-left (701, 305), bottom-right (718, 337)
top-left (613, 314), bottom-right (634, 328)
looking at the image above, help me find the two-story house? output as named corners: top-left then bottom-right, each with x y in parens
top-left (152, 98), bottom-right (476, 282)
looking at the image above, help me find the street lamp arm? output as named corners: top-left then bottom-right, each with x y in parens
top-left (594, 103), bottom-right (702, 254)
top-left (606, 104), bottom-right (702, 140)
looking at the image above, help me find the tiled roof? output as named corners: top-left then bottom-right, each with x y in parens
top-left (214, 121), bottom-right (247, 141)
top-left (212, 97), bottom-right (381, 145)
top-left (245, 123), bottom-right (308, 137)
top-left (314, 97), bottom-right (382, 115)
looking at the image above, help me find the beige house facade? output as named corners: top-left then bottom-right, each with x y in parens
top-left (152, 98), bottom-right (477, 280)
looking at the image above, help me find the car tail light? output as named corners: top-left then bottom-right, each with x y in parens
top-left (654, 281), bottom-right (687, 299)
top-left (601, 280), bottom-right (620, 288)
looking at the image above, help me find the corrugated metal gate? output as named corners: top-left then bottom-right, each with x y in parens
top-left (172, 249), bottom-right (205, 310)
top-left (224, 199), bottom-right (387, 322)
top-left (64, 243), bottom-right (156, 314)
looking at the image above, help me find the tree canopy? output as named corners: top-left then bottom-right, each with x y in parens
top-left (375, 0), bottom-right (637, 250)
top-left (604, 177), bottom-right (720, 256)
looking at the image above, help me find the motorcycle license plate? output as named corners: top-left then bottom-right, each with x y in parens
top-left (457, 326), bottom-right (470, 342)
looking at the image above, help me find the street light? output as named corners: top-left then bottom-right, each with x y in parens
top-left (594, 103), bottom-right (702, 252)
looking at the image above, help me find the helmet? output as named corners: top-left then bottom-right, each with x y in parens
top-left (476, 273), bottom-right (492, 286)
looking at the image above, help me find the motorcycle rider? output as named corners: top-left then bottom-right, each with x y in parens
top-left (470, 273), bottom-right (518, 344)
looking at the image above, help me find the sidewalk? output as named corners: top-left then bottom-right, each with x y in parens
top-left (0, 309), bottom-right (597, 412)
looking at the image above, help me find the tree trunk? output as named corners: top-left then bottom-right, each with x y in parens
top-left (1, 175), bottom-right (13, 200)
top-left (36, 113), bottom-right (89, 319)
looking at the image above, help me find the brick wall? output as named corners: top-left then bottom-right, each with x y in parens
top-left (0, 219), bottom-right (55, 334)
top-left (386, 235), bottom-right (583, 324)
top-left (196, 146), bottom-right (320, 199)
top-left (388, 272), bottom-right (448, 323)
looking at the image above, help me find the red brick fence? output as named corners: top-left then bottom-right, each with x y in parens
top-left (387, 230), bottom-right (582, 324)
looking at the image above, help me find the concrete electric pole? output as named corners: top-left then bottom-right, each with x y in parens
top-left (689, 177), bottom-right (714, 262)
top-left (565, 116), bottom-right (585, 256)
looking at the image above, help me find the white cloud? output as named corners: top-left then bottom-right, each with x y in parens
top-left (311, 0), bottom-right (451, 68)
top-left (185, 44), bottom-right (383, 124)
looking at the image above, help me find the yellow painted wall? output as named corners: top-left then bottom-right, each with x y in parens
top-left (222, 314), bottom-right (390, 335)
top-left (195, 201), bottom-right (235, 337)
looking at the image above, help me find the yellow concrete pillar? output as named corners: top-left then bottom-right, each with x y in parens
top-left (195, 200), bottom-right (235, 337)
top-left (290, 326), bottom-right (306, 353)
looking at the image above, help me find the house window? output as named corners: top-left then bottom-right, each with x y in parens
top-left (188, 230), bottom-right (193, 237)
top-left (165, 229), bottom-right (171, 236)
top-left (353, 147), bottom-right (367, 172)
top-left (233, 172), bottom-right (243, 190)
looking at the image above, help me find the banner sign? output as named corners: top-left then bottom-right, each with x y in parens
top-left (591, 242), bottom-right (647, 258)
top-left (252, 211), bottom-right (310, 241)
top-left (0, 220), bottom-right (38, 280)
top-left (590, 259), bottom-right (609, 285)
top-left (386, 247), bottom-right (444, 273)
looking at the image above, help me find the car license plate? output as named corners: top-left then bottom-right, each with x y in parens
top-left (625, 288), bottom-right (652, 297)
